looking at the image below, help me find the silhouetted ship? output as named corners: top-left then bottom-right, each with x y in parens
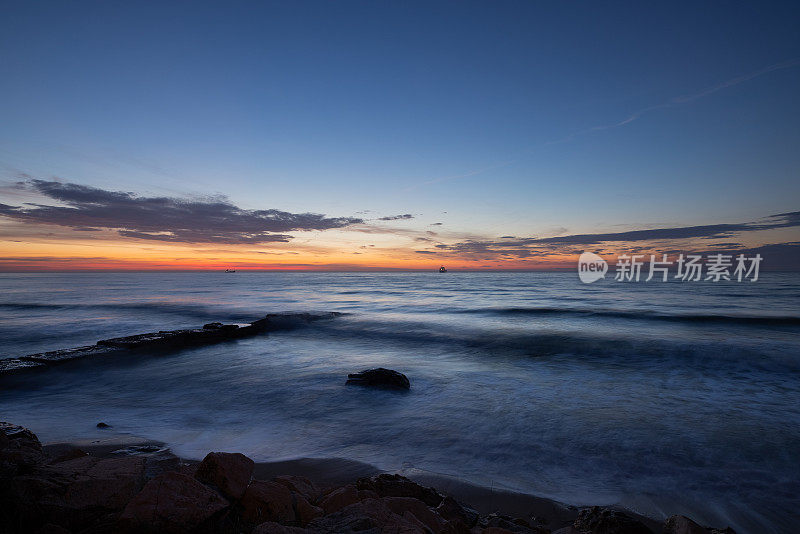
top-left (439, 266), bottom-right (447, 273)
top-left (225, 268), bottom-right (236, 273)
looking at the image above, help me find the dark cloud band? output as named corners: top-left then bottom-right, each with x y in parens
top-left (0, 179), bottom-right (363, 244)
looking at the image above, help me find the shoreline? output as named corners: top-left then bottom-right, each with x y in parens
top-left (32, 433), bottom-right (688, 534)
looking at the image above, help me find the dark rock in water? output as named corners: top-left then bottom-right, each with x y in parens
top-left (574, 506), bottom-right (653, 534)
top-left (0, 312), bottom-right (344, 377)
top-left (194, 451), bottom-right (254, 500)
top-left (96, 422), bottom-right (110, 429)
top-left (346, 368), bottom-right (410, 389)
top-left (202, 322), bottom-right (239, 331)
top-left (0, 421), bottom-right (45, 477)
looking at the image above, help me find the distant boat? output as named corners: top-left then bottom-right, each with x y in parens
top-left (439, 266), bottom-right (447, 273)
top-left (225, 268), bottom-right (236, 273)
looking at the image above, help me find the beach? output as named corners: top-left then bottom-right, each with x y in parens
top-left (1, 271), bottom-right (799, 533)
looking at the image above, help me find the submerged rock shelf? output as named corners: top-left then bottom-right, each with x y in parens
top-left (0, 312), bottom-right (342, 376)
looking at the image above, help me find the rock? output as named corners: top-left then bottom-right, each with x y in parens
top-left (0, 422), bottom-right (45, 477)
top-left (34, 524), bottom-right (72, 534)
top-left (3, 313), bottom-right (343, 377)
top-left (9, 455), bottom-right (146, 532)
top-left (241, 480), bottom-right (296, 525)
top-left (356, 474), bottom-right (442, 507)
top-left (481, 512), bottom-right (547, 533)
top-left (295, 493), bottom-right (324, 526)
top-left (46, 446), bottom-right (88, 465)
top-left (195, 451), bottom-right (254, 500)
top-left (63, 456), bottom-right (146, 511)
top-left (142, 449), bottom-right (182, 480)
top-left (96, 422), bottom-right (110, 428)
top-left (274, 474), bottom-right (321, 502)
top-left (663, 515), bottom-right (708, 534)
top-left (203, 322), bottom-right (239, 331)
top-left (441, 518), bottom-right (474, 534)
top-left (436, 495), bottom-right (479, 527)
top-left (346, 368), bottom-right (410, 389)
top-left (382, 496), bottom-right (446, 532)
top-left (574, 506), bottom-right (653, 534)
top-left (306, 497), bottom-right (428, 533)
top-left (252, 521), bottom-right (309, 533)
top-left (319, 484), bottom-right (361, 514)
top-left (119, 471), bottom-right (228, 533)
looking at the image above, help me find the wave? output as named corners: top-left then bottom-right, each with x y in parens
top-left (457, 307), bottom-right (800, 326)
top-left (312, 316), bottom-right (800, 373)
top-left (0, 301), bottom-right (259, 322)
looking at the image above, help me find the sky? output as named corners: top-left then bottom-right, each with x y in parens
top-left (0, 1), bottom-right (799, 270)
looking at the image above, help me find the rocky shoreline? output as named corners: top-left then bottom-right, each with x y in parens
top-left (1, 422), bottom-right (737, 534)
top-left (0, 313), bottom-right (342, 376)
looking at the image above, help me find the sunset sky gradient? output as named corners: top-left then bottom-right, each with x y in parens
top-left (1, 2), bottom-right (799, 270)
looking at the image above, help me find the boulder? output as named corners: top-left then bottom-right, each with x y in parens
top-left (274, 474), bottom-right (321, 502)
top-left (663, 515), bottom-right (708, 534)
top-left (0, 421), bottom-right (45, 476)
top-left (47, 446), bottom-right (88, 465)
top-left (252, 521), bottom-right (309, 533)
top-left (382, 496), bottom-right (446, 532)
top-left (346, 368), bottom-right (410, 390)
top-left (481, 512), bottom-right (548, 533)
top-left (319, 484), bottom-right (360, 514)
top-left (295, 493), bottom-right (324, 526)
top-left (142, 449), bottom-right (182, 480)
top-left (195, 451), bottom-right (254, 500)
top-left (306, 497), bottom-right (428, 533)
top-left (119, 471), bottom-right (228, 533)
top-left (356, 474), bottom-right (442, 507)
top-left (64, 456), bottom-right (146, 511)
top-left (573, 506), bottom-right (653, 534)
top-left (241, 480), bottom-right (296, 525)
top-left (436, 495), bottom-right (479, 527)
top-left (9, 455), bottom-right (145, 532)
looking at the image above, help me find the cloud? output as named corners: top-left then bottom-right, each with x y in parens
top-left (410, 59), bottom-right (800, 189)
top-left (0, 179), bottom-right (363, 244)
top-left (426, 212), bottom-right (800, 258)
top-left (378, 214), bottom-right (414, 221)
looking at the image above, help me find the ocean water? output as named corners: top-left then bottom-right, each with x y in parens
top-left (0, 272), bottom-right (798, 533)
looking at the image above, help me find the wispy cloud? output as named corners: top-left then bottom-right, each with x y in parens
top-left (411, 58), bottom-right (800, 187)
top-left (0, 179), bottom-right (363, 244)
top-left (559, 58), bottom-right (800, 139)
top-left (423, 211), bottom-right (800, 258)
top-left (377, 213), bottom-right (414, 221)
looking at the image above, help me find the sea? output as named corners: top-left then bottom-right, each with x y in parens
top-left (0, 271), bottom-right (798, 533)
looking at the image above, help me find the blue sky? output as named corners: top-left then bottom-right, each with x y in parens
top-left (0, 1), bottom-right (799, 269)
